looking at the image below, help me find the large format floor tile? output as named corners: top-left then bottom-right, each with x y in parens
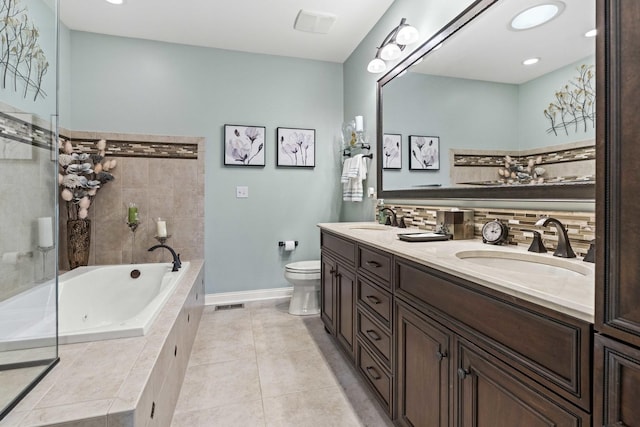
top-left (171, 299), bottom-right (393, 427)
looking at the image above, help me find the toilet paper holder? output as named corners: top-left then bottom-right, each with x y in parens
top-left (278, 241), bottom-right (298, 248)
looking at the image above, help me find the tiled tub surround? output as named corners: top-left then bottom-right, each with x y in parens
top-left (58, 130), bottom-right (205, 271)
top-left (318, 223), bottom-right (594, 322)
top-left (379, 204), bottom-right (595, 257)
top-left (0, 260), bottom-right (204, 427)
top-left (450, 139), bottom-right (595, 186)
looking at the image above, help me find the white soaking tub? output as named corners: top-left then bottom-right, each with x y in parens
top-left (58, 262), bottom-right (189, 344)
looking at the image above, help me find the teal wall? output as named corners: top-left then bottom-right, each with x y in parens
top-left (67, 32), bottom-right (344, 294)
top-left (382, 72), bottom-right (519, 189)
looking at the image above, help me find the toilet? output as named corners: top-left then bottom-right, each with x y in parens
top-left (285, 260), bottom-right (321, 315)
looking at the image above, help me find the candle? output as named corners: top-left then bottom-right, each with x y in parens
top-left (156, 220), bottom-right (167, 238)
top-left (38, 217), bottom-right (53, 248)
top-left (128, 205), bottom-right (138, 223)
top-left (355, 115), bottom-right (364, 132)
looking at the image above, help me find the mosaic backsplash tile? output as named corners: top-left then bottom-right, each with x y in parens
top-left (379, 203), bottom-right (595, 257)
top-left (453, 145), bottom-right (595, 167)
top-left (64, 138), bottom-right (198, 159)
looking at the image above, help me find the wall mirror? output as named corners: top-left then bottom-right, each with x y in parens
top-left (377, 0), bottom-right (596, 200)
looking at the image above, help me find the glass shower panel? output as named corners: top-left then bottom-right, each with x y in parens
top-left (0, 0), bottom-right (59, 419)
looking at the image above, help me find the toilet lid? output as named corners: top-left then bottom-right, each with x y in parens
top-left (286, 260), bottom-right (321, 273)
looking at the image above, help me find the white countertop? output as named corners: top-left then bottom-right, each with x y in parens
top-left (318, 222), bottom-right (594, 323)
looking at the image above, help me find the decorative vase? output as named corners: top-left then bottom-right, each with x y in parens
top-left (67, 219), bottom-right (91, 269)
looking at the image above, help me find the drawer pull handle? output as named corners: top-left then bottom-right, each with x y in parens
top-left (366, 366), bottom-right (382, 380)
top-left (457, 368), bottom-right (471, 380)
top-left (329, 268), bottom-right (336, 275)
top-left (366, 329), bottom-right (382, 341)
top-left (365, 295), bottom-right (381, 305)
top-left (436, 350), bottom-right (447, 361)
top-left (365, 261), bottom-right (382, 268)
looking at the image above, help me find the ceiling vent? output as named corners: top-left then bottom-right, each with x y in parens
top-left (294, 10), bottom-right (337, 34)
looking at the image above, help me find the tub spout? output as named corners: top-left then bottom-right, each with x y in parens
top-left (148, 244), bottom-right (182, 271)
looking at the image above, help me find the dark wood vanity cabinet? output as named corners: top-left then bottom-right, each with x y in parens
top-left (320, 232), bottom-right (356, 359)
top-left (396, 301), bottom-right (451, 427)
top-left (595, 1), bottom-right (640, 426)
top-left (320, 230), bottom-right (594, 425)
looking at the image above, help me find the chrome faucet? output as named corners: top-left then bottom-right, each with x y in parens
top-left (148, 244), bottom-right (182, 271)
top-left (535, 217), bottom-right (576, 258)
top-left (380, 207), bottom-right (398, 227)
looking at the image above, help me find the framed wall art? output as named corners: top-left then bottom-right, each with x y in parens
top-left (276, 127), bottom-right (315, 168)
top-left (224, 124), bottom-right (266, 166)
top-left (382, 133), bottom-right (402, 169)
top-left (409, 135), bottom-right (439, 170)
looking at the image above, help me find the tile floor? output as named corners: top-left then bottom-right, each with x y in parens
top-left (171, 299), bottom-right (394, 427)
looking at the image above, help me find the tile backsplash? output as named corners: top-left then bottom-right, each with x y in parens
top-left (379, 203), bottom-right (595, 257)
top-left (58, 130), bottom-right (205, 270)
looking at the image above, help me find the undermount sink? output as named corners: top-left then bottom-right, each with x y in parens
top-left (455, 250), bottom-right (592, 278)
top-left (348, 224), bottom-right (389, 231)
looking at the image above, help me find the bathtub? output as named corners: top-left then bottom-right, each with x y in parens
top-left (58, 262), bottom-right (189, 344)
top-left (0, 262), bottom-right (189, 350)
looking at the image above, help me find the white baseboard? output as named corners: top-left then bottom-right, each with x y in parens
top-left (205, 287), bottom-right (293, 306)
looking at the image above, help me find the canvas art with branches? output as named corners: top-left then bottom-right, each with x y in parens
top-left (0, 0), bottom-right (49, 101)
top-left (544, 64), bottom-right (595, 136)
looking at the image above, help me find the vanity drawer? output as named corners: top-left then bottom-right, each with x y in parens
top-left (357, 342), bottom-right (392, 414)
top-left (358, 277), bottom-right (392, 327)
top-left (358, 245), bottom-right (392, 287)
top-left (357, 309), bottom-right (391, 367)
top-left (321, 232), bottom-right (355, 265)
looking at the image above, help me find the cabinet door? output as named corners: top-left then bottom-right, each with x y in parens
top-left (337, 265), bottom-right (356, 359)
top-left (595, 334), bottom-right (640, 427)
top-left (396, 302), bottom-right (451, 427)
top-left (456, 338), bottom-right (589, 427)
top-left (320, 255), bottom-right (336, 334)
top-left (597, 0), bottom-right (640, 347)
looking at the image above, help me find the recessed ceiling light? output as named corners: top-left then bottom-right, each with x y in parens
top-left (584, 29), bottom-right (597, 38)
top-left (105, 0), bottom-right (124, 4)
top-left (522, 57), bottom-right (540, 66)
top-left (510, 2), bottom-right (565, 31)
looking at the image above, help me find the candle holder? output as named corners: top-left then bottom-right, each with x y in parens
top-left (127, 220), bottom-right (140, 264)
top-left (37, 245), bottom-right (54, 282)
top-left (154, 234), bottom-right (171, 245)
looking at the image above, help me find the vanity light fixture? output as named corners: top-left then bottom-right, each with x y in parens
top-left (510, 1), bottom-right (565, 31)
top-left (367, 18), bottom-right (420, 73)
top-left (522, 57), bottom-right (540, 65)
top-left (584, 29), bottom-right (597, 38)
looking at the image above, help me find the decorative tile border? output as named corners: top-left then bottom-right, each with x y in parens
top-left (65, 138), bottom-right (198, 159)
top-left (0, 111), bottom-right (55, 150)
top-left (379, 203), bottom-right (595, 257)
top-left (454, 145), bottom-right (595, 167)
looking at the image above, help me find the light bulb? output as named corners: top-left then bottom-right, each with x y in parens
top-left (396, 25), bottom-right (420, 45)
top-left (522, 57), bottom-right (540, 66)
top-left (584, 29), bottom-right (597, 38)
top-left (367, 58), bottom-right (387, 73)
top-left (380, 43), bottom-right (402, 61)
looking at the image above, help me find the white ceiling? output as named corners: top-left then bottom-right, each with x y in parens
top-left (59, 0), bottom-right (395, 63)
top-left (413, 0), bottom-right (595, 84)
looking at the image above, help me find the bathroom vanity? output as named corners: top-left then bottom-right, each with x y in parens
top-left (319, 223), bottom-right (594, 426)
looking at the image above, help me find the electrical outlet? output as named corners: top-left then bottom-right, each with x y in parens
top-left (236, 186), bottom-right (249, 198)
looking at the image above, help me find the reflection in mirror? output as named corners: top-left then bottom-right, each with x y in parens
top-left (0, 0), bottom-right (59, 420)
top-left (380, 0), bottom-right (595, 199)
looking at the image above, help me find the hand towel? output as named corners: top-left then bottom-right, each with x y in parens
top-left (343, 154), bottom-right (367, 202)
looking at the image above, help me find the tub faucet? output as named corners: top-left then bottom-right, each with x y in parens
top-left (148, 244), bottom-right (182, 271)
top-left (535, 217), bottom-right (576, 258)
